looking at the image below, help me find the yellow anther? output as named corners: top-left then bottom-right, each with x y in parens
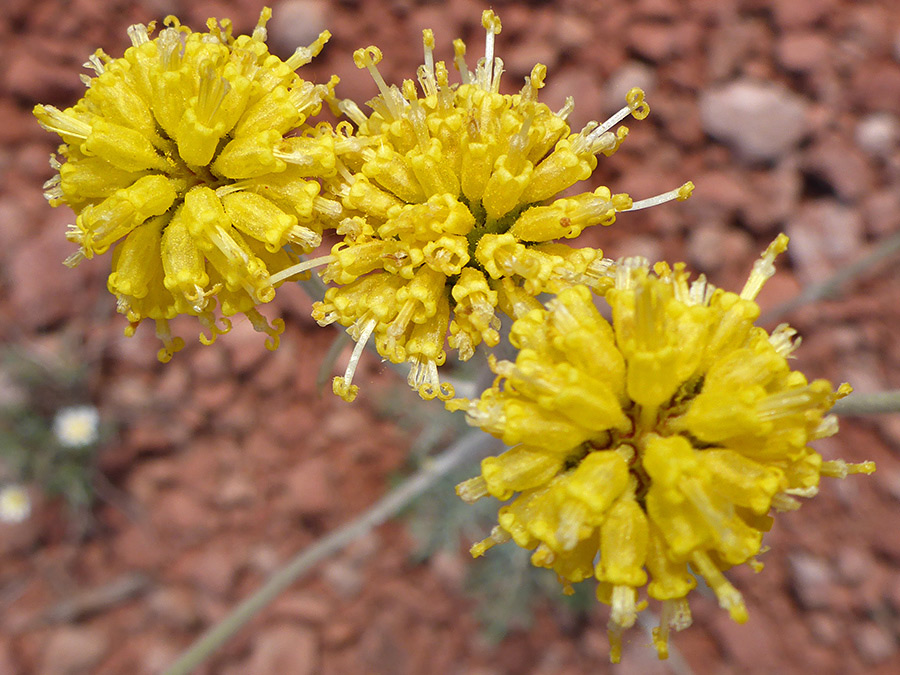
top-left (423, 28), bottom-right (435, 50)
top-left (677, 181), bottom-right (694, 200)
top-left (530, 63), bottom-right (547, 90)
top-left (482, 9), bottom-right (502, 34)
top-left (353, 45), bottom-right (383, 69)
top-left (626, 87), bottom-right (650, 119)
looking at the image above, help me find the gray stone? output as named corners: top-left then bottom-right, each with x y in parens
top-left (700, 80), bottom-right (810, 161)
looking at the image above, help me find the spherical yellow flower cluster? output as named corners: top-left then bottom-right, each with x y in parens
top-left (306, 10), bottom-right (692, 401)
top-left (450, 236), bottom-right (875, 662)
top-left (34, 8), bottom-right (338, 360)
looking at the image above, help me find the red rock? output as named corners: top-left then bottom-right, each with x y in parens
top-left (189, 343), bottom-right (230, 382)
top-left (786, 200), bottom-right (865, 284)
top-left (686, 224), bottom-right (754, 274)
top-left (151, 490), bottom-right (210, 540)
top-left (214, 473), bottom-right (257, 509)
top-left (789, 551), bottom-right (836, 610)
top-left (114, 524), bottom-right (166, 570)
top-left (39, 626), bottom-right (109, 675)
top-left (853, 622), bottom-right (897, 664)
top-left (221, 316), bottom-right (270, 375)
top-left (283, 455), bottom-right (334, 517)
top-left (626, 21), bottom-right (691, 63)
top-left (0, 641), bottom-right (18, 675)
top-left (804, 137), bottom-right (875, 201)
top-left (243, 624), bottom-right (318, 675)
top-left (807, 612), bottom-right (841, 646)
top-left (772, 0), bottom-right (837, 29)
top-left (174, 543), bottom-right (243, 596)
top-left (850, 61), bottom-right (900, 112)
top-left (322, 619), bottom-right (357, 649)
top-left (8, 218), bottom-right (91, 331)
top-left (776, 31), bottom-right (831, 72)
top-left (6, 51), bottom-right (83, 106)
top-left (270, 591), bottom-right (332, 623)
top-left (149, 586), bottom-right (201, 630)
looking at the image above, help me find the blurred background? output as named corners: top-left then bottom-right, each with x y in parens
top-left (1, 0), bottom-right (899, 672)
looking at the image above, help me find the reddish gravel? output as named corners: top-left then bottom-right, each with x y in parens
top-left (1, 0), bottom-right (899, 673)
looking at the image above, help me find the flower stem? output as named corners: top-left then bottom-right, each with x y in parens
top-left (833, 389), bottom-right (900, 416)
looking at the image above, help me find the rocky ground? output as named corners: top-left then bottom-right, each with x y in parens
top-left (1, 0), bottom-right (899, 673)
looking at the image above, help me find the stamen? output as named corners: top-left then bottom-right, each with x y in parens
top-left (768, 324), bottom-right (801, 357)
top-left (690, 551), bottom-right (748, 624)
top-left (625, 182), bottom-right (694, 212)
top-left (155, 319), bottom-right (185, 363)
top-left (286, 224), bottom-right (321, 250)
top-left (251, 7), bottom-right (272, 43)
top-left (555, 96), bottom-right (574, 120)
top-left (268, 254), bottom-right (335, 285)
top-left (456, 476), bottom-right (489, 504)
top-left (196, 61), bottom-right (230, 125)
top-left (401, 80), bottom-right (430, 150)
top-left (33, 105), bottom-right (92, 140)
top-left (245, 308), bottom-right (284, 350)
top-left (652, 598), bottom-right (692, 660)
top-left (127, 23), bottom-right (151, 47)
top-left (821, 459), bottom-right (877, 478)
top-left (452, 39), bottom-right (471, 84)
top-left (418, 29), bottom-right (437, 97)
top-left (198, 313), bottom-right (232, 346)
top-left (741, 233), bottom-right (789, 301)
top-left (284, 30), bottom-right (331, 71)
top-left (83, 52), bottom-right (106, 76)
top-left (469, 525), bottom-right (511, 557)
top-left (338, 98), bottom-right (369, 126)
top-left (63, 250), bottom-right (86, 268)
top-left (353, 46), bottom-right (403, 119)
top-left (479, 10), bottom-right (502, 90)
top-left (333, 318), bottom-right (377, 403)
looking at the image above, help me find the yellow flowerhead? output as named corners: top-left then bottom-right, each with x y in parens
top-left (450, 235), bottom-right (874, 662)
top-left (34, 8), bottom-right (339, 361)
top-left (308, 10), bottom-right (692, 401)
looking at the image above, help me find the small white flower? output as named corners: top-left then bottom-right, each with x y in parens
top-left (0, 485), bottom-right (31, 523)
top-left (53, 405), bottom-right (100, 448)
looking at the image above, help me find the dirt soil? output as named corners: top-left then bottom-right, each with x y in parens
top-left (1, 0), bottom-right (900, 673)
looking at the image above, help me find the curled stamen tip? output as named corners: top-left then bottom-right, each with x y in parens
top-left (482, 9), bottom-right (502, 33)
top-left (677, 181), bottom-right (695, 200)
top-left (156, 337), bottom-right (185, 363)
top-left (418, 384), bottom-right (438, 401)
top-left (333, 376), bottom-right (359, 402)
top-left (530, 63), bottom-right (547, 89)
top-left (353, 45), bottom-right (382, 68)
top-left (626, 86), bottom-right (650, 119)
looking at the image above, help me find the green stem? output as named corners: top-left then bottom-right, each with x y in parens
top-left (762, 229), bottom-right (900, 323)
top-left (833, 390), bottom-right (900, 416)
top-left (163, 431), bottom-right (497, 675)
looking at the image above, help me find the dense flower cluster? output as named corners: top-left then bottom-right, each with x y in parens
top-left (306, 10), bottom-right (692, 401)
top-left (450, 237), bottom-right (875, 661)
top-left (34, 8), bottom-right (337, 360)
top-left (33, 7), bottom-right (875, 664)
